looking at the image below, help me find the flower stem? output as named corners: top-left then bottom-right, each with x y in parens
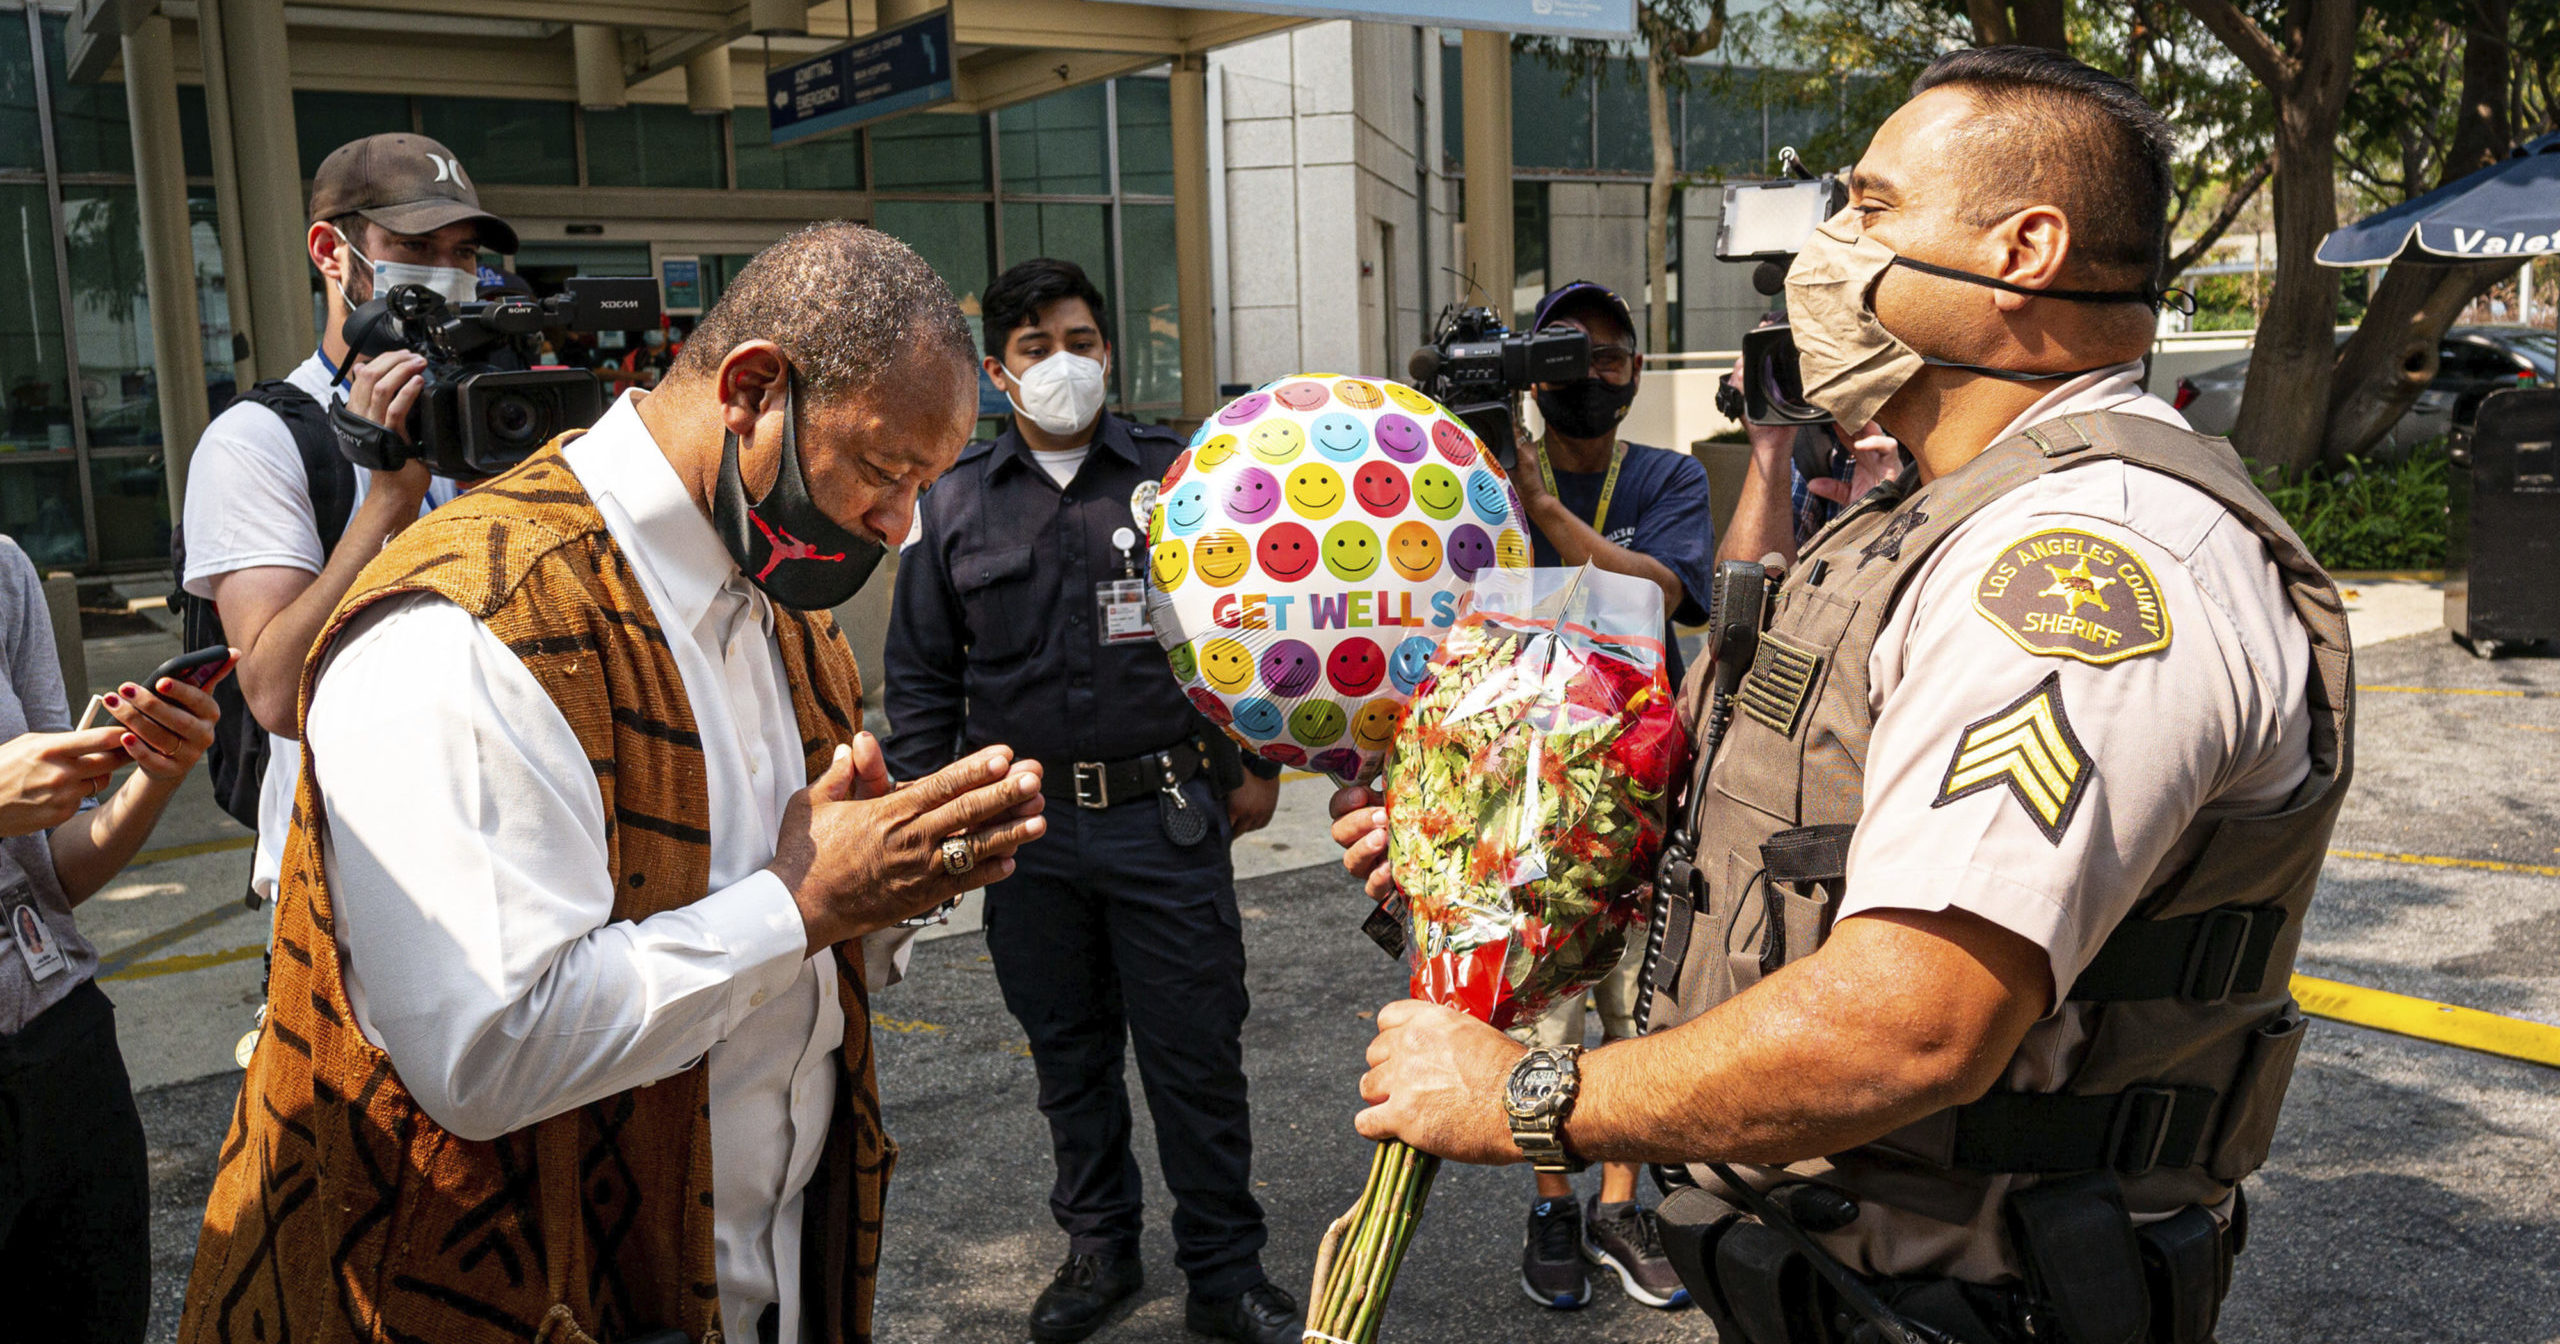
top-left (1304, 1140), bottom-right (1440, 1343)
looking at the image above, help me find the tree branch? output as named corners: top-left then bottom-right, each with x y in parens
top-left (2167, 156), bottom-right (2274, 276)
top-left (2177, 0), bottom-right (2294, 89)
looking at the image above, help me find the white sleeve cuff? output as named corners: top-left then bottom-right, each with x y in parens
top-left (680, 868), bottom-right (813, 1033)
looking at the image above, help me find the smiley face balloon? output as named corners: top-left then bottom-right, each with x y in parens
top-left (1147, 375), bottom-right (1527, 781)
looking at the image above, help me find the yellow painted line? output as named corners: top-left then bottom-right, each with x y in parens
top-left (2329, 847), bottom-right (2560, 879)
top-left (872, 1015), bottom-right (943, 1034)
top-left (130, 834), bottom-right (256, 867)
top-left (98, 942), bottom-right (263, 982)
top-left (2358, 683), bottom-right (2560, 700)
top-left (2294, 974), bottom-right (2560, 1068)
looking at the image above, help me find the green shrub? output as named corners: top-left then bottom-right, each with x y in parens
top-left (2251, 442), bottom-right (2449, 571)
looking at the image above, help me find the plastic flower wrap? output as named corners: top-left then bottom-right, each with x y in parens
top-left (1384, 564), bottom-right (1686, 1028)
top-left (1302, 565), bottom-right (1685, 1344)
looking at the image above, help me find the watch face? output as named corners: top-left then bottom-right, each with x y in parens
top-left (1513, 1065), bottom-right (1559, 1106)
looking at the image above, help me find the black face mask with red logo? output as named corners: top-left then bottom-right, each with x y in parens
top-left (712, 369), bottom-right (886, 611)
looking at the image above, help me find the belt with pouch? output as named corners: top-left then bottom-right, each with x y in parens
top-left (1041, 739), bottom-right (1209, 809)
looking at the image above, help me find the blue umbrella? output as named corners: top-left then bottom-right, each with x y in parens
top-left (2318, 131), bottom-right (2560, 266)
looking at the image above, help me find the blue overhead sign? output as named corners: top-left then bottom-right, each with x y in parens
top-left (1117, 0), bottom-right (1635, 40)
top-left (766, 9), bottom-right (955, 146)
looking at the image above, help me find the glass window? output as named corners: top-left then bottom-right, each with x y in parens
top-left (417, 97), bottom-right (576, 185)
top-left (871, 200), bottom-right (989, 349)
top-left (0, 14), bottom-right (42, 172)
top-left (178, 84), bottom-right (214, 179)
top-left (188, 191), bottom-right (236, 415)
top-left (999, 202), bottom-right (1110, 299)
top-left (871, 112), bottom-right (986, 191)
top-left (1511, 53), bottom-right (1590, 171)
top-left (1682, 79), bottom-right (1764, 175)
top-left (1595, 58), bottom-right (1650, 174)
top-left (585, 104), bottom-right (726, 189)
top-left (1512, 181), bottom-right (1548, 328)
top-left (295, 92), bottom-right (411, 180)
top-left (88, 452), bottom-right (164, 566)
top-left (1440, 33), bottom-right (1463, 168)
top-left (0, 184), bottom-right (72, 456)
top-left (42, 13), bottom-right (130, 175)
top-left (1116, 76), bottom-right (1173, 197)
top-left (0, 456), bottom-right (82, 567)
top-left (733, 105), bottom-right (863, 190)
top-left (1119, 202), bottom-right (1179, 408)
top-left (998, 83), bottom-right (1106, 196)
top-left (59, 186), bottom-right (157, 448)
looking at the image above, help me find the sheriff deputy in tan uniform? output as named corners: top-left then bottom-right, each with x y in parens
top-left (1327, 46), bottom-right (2353, 1344)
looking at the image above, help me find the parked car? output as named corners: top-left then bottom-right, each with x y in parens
top-left (2174, 326), bottom-right (2553, 459)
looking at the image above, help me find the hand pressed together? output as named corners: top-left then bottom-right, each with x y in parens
top-left (768, 733), bottom-right (1046, 952)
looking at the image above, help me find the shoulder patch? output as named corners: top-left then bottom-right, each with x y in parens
top-left (1972, 527), bottom-right (2171, 665)
top-left (1933, 671), bottom-right (2090, 845)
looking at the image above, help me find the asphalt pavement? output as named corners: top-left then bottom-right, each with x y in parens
top-left (123, 589), bottom-right (2560, 1342)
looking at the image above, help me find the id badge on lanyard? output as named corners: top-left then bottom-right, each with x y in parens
top-left (1099, 525), bottom-right (1153, 645)
top-left (6, 882), bottom-right (65, 982)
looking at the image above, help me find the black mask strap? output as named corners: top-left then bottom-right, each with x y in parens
top-left (1890, 255), bottom-right (2193, 313)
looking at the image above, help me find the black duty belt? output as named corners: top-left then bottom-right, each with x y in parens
top-left (1039, 740), bottom-right (1207, 810)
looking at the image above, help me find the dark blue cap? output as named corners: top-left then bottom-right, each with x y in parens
top-left (1532, 280), bottom-right (1636, 338)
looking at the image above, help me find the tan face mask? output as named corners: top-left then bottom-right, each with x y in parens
top-left (1784, 212), bottom-right (2163, 429)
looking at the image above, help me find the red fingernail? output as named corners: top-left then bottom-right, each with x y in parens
top-left (122, 684), bottom-right (140, 696)
top-left (103, 694), bottom-right (120, 707)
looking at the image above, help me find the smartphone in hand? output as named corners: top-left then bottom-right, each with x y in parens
top-left (77, 645), bottom-right (237, 732)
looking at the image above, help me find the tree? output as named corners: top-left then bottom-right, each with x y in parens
top-left (1515, 1), bottom-right (1726, 355)
top-left (2323, 0), bottom-right (2551, 464)
top-left (2177, 0), bottom-right (2360, 471)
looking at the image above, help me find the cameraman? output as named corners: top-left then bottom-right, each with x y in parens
top-left (1503, 279), bottom-right (1712, 1312)
top-left (177, 133), bottom-right (512, 907)
top-left (1714, 313), bottom-right (1902, 569)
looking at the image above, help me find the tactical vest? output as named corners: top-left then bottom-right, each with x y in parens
top-left (181, 442), bottom-right (894, 1344)
top-left (1646, 411), bottom-right (2353, 1266)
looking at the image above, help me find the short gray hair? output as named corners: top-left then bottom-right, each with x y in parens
top-left (677, 221), bottom-right (976, 403)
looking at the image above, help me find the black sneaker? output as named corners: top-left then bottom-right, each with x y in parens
top-left (1185, 1279), bottom-right (1301, 1344)
top-left (1583, 1196), bottom-right (1690, 1308)
top-left (1519, 1197), bottom-right (1590, 1309)
top-left (1029, 1252), bottom-right (1143, 1343)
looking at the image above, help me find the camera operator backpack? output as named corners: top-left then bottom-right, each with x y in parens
top-left (168, 381), bottom-right (357, 830)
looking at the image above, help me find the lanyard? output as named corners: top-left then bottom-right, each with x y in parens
top-left (1537, 439), bottom-right (1628, 538)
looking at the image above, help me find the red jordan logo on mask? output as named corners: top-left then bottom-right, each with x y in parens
top-left (749, 507), bottom-right (845, 582)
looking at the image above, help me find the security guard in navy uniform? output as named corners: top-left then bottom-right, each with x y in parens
top-left (884, 258), bottom-right (1299, 1344)
top-left (1326, 49), bottom-right (2352, 1344)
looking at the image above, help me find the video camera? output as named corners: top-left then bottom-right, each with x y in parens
top-left (336, 276), bottom-right (662, 480)
top-left (1713, 150), bottom-right (1847, 428)
top-left (1406, 304), bottom-right (1589, 467)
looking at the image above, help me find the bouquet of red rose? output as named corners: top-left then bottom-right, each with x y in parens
top-left (1304, 565), bottom-right (1685, 1344)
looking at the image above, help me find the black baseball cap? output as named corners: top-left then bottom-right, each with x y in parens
top-left (308, 133), bottom-right (519, 254)
top-left (1533, 280), bottom-right (1637, 340)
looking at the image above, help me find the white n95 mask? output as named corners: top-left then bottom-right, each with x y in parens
top-left (336, 227), bottom-right (479, 309)
top-left (1006, 350), bottom-right (1108, 436)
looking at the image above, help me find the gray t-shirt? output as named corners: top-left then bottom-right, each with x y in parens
top-left (0, 534), bottom-right (95, 1033)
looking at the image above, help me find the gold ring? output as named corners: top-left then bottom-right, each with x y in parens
top-left (938, 836), bottom-right (974, 876)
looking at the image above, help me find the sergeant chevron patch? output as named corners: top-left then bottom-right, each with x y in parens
top-left (1932, 672), bottom-right (2090, 845)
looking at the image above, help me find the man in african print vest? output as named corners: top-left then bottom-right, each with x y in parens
top-left (180, 223), bottom-right (1047, 1344)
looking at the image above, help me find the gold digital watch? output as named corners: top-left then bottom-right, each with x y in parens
top-left (1503, 1045), bottom-right (1587, 1174)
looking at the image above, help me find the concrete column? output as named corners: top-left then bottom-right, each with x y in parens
top-left (215, 0), bottom-right (312, 378)
top-left (122, 15), bottom-right (210, 519)
top-left (685, 45), bottom-right (734, 115)
top-left (1170, 55), bottom-right (1217, 421)
top-left (574, 25), bottom-right (628, 109)
top-left (194, 0), bottom-right (255, 390)
top-left (1460, 28), bottom-right (1513, 321)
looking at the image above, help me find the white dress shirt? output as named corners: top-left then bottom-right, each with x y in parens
top-left (305, 392), bottom-right (856, 1344)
